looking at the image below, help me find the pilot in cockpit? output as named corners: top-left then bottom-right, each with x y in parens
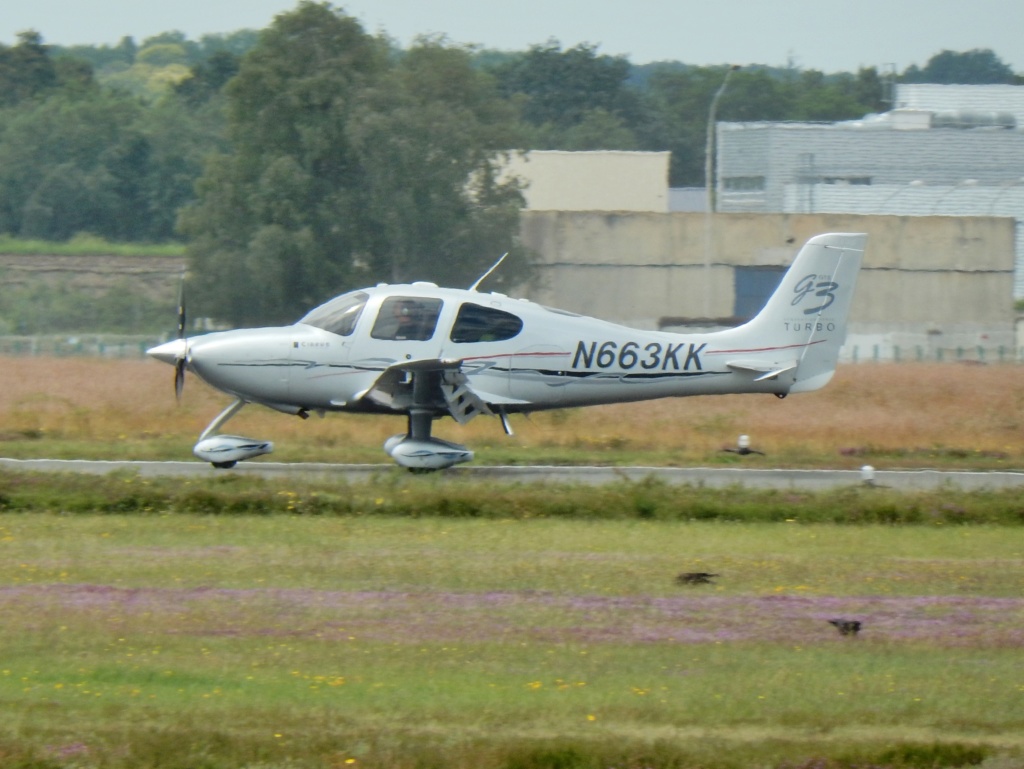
top-left (373, 297), bottom-right (432, 341)
top-left (391, 300), bottom-right (420, 340)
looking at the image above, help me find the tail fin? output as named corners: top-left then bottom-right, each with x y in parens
top-left (727, 233), bottom-right (865, 393)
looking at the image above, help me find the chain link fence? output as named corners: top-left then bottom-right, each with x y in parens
top-left (0, 335), bottom-right (163, 358)
top-left (1, 335), bottom-right (1021, 364)
top-left (845, 343), bottom-right (1022, 363)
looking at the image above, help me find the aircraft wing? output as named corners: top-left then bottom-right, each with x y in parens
top-left (725, 358), bottom-right (799, 382)
top-left (353, 357), bottom-right (528, 423)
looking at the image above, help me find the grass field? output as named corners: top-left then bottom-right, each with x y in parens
top-left (1, 358), bottom-right (1023, 767)
top-left (2, 357), bottom-right (1024, 469)
top-left (0, 514), bottom-right (1022, 769)
top-left (0, 235), bottom-right (185, 257)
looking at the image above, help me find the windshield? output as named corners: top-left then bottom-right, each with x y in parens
top-left (298, 291), bottom-right (368, 336)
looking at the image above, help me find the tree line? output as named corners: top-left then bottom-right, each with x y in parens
top-left (1, 1), bottom-right (1019, 325)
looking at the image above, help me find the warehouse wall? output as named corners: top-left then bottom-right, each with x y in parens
top-left (518, 212), bottom-right (1017, 355)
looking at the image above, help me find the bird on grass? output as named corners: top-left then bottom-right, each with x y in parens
top-left (676, 572), bottom-right (718, 585)
top-left (722, 434), bottom-right (764, 456)
top-left (828, 619), bottom-right (862, 636)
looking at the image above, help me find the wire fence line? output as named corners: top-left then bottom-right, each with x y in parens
top-left (0, 335), bottom-right (162, 358)
top-left (1, 335), bottom-right (1022, 364)
top-left (845, 343), bottom-right (1022, 364)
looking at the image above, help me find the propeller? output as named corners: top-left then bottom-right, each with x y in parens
top-left (146, 273), bottom-right (193, 401)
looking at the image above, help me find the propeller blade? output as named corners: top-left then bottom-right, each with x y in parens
top-left (174, 358), bottom-right (186, 402)
top-left (174, 273), bottom-right (188, 401)
top-left (176, 275), bottom-right (187, 340)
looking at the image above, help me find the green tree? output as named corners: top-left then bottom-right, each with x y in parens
top-left (851, 67), bottom-right (887, 112)
top-left (0, 92), bottom-right (141, 237)
top-left (0, 31), bottom-right (58, 106)
top-left (180, 3), bottom-right (527, 325)
top-left (902, 49), bottom-right (1016, 84)
top-left (347, 39), bottom-right (526, 285)
top-left (0, 83), bottom-right (214, 242)
top-left (102, 39), bottom-right (192, 99)
top-left (179, 1), bottom-right (390, 323)
top-left (790, 69), bottom-right (883, 121)
top-left (174, 50), bottom-right (241, 104)
top-left (138, 31), bottom-right (201, 64)
top-left (54, 36), bottom-right (137, 76)
top-left (640, 66), bottom-right (787, 186)
top-left (195, 30), bottom-right (261, 59)
top-left (136, 43), bottom-right (188, 68)
top-left (490, 42), bottom-right (642, 140)
top-left (552, 108), bottom-right (638, 150)
top-left (640, 64), bottom-right (885, 186)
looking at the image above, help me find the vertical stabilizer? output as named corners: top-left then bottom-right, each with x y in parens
top-left (731, 233), bottom-right (865, 393)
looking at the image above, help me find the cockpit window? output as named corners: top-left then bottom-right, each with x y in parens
top-left (450, 302), bottom-right (524, 343)
top-left (298, 291), bottom-right (368, 336)
top-left (371, 297), bottom-right (443, 341)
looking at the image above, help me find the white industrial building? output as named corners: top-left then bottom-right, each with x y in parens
top-left (716, 84), bottom-right (1024, 298)
top-left (499, 112), bottom-right (1021, 361)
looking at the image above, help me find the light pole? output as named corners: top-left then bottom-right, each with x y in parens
top-left (703, 64), bottom-right (739, 318)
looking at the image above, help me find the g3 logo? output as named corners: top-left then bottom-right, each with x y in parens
top-left (792, 274), bottom-right (838, 315)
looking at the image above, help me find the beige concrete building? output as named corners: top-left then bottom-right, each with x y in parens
top-left (502, 150), bottom-right (670, 213)
top-left (518, 211), bottom-right (1018, 361)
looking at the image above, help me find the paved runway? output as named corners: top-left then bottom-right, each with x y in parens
top-left (3, 457), bottom-right (1024, 490)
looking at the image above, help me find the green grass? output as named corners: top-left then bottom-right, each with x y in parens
top-left (7, 433), bottom-right (1024, 472)
top-left (0, 494), bottom-right (1022, 768)
top-left (3, 470), bottom-right (1024, 526)
top-left (0, 234), bottom-right (185, 257)
top-left (5, 357), bottom-right (1024, 472)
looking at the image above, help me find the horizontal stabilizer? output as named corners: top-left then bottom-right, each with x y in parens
top-left (726, 359), bottom-right (798, 381)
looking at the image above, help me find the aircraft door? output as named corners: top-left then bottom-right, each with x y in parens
top-left (447, 301), bottom-right (527, 401)
top-left (371, 296), bottom-right (444, 344)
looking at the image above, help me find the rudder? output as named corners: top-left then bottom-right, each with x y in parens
top-left (737, 232), bottom-right (865, 393)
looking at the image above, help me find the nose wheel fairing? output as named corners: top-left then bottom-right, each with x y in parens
top-left (193, 436), bottom-right (274, 468)
top-left (192, 399), bottom-right (275, 468)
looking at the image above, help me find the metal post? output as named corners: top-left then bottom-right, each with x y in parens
top-left (703, 65), bottom-right (740, 318)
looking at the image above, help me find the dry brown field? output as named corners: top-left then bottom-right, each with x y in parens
top-left (1, 356), bottom-right (1023, 468)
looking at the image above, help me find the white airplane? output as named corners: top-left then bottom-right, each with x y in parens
top-left (148, 232), bottom-right (865, 470)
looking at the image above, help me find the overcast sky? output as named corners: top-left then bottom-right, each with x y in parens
top-left (3, 0), bottom-right (1021, 73)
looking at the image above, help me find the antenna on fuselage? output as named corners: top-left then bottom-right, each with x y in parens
top-left (468, 252), bottom-right (508, 292)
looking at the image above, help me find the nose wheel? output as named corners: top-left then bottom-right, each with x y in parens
top-left (192, 399), bottom-right (275, 467)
